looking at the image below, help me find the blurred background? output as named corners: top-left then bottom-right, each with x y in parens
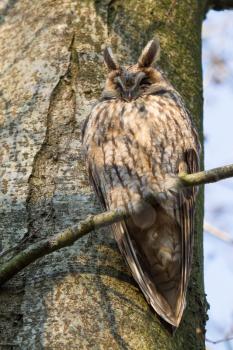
top-left (203, 9), bottom-right (233, 350)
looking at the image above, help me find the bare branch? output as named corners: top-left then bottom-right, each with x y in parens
top-left (0, 163), bottom-right (233, 287)
top-left (205, 0), bottom-right (233, 11)
top-left (0, 208), bottom-right (128, 286)
top-left (206, 335), bottom-right (233, 344)
top-left (204, 222), bottom-right (233, 243)
top-left (179, 164), bottom-right (233, 187)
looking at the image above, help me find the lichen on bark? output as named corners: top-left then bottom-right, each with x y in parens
top-left (0, 0), bottom-right (207, 349)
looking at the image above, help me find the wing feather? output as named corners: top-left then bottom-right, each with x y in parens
top-left (173, 148), bottom-right (200, 324)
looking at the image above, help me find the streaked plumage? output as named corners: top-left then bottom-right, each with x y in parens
top-left (82, 39), bottom-right (200, 327)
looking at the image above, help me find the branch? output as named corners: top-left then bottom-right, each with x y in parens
top-left (206, 335), bottom-right (233, 344)
top-left (0, 208), bottom-right (128, 286)
top-left (204, 222), bottom-right (233, 243)
top-left (205, 0), bottom-right (233, 11)
top-left (0, 163), bottom-right (233, 287)
top-left (179, 164), bottom-right (233, 187)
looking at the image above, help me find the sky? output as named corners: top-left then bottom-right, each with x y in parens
top-left (202, 9), bottom-right (233, 350)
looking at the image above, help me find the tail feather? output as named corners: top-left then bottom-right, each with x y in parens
top-left (112, 206), bottom-right (186, 327)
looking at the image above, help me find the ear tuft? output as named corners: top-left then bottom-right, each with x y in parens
top-left (103, 47), bottom-right (119, 71)
top-left (138, 38), bottom-right (160, 68)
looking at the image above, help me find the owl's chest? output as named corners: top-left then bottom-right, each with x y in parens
top-left (96, 98), bottom-right (190, 144)
top-left (86, 97), bottom-right (194, 158)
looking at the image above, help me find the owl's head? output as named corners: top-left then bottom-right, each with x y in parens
top-left (102, 39), bottom-right (170, 102)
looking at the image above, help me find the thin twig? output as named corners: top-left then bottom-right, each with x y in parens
top-left (179, 164), bottom-right (233, 187)
top-left (206, 0), bottom-right (233, 11)
top-left (206, 336), bottom-right (233, 344)
top-left (204, 222), bottom-right (233, 243)
top-left (0, 208), bottom-right (128, 286)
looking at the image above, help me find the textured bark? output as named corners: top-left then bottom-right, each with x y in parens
top-left (0, 1), bottom-right (207, 349)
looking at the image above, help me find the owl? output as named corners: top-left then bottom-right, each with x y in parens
top-left (82, 39), bottom-right (200, 328)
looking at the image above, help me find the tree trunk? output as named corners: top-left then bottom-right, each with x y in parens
top-left (0, 1), bottom-right (207, 349)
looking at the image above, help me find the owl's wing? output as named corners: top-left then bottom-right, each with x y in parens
top-left (173, 148), bottom-right (200, 325)
top-left (111, 148), bottom-right (200, 328)
top-left (87, 162), bottom-right (107, 211)
top-left (86, 158), bottom-right (173, 321)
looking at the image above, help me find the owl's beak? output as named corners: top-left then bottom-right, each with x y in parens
top-left (124, 89), bottom-right (137, 101)
top-left (127, 91), bottom-right (133, 101)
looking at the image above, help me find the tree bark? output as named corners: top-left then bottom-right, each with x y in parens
top-left (0, 1), bottom-right (207, 349)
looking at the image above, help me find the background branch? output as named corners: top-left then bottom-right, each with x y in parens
top-left (0, 163), bottom-right (233, 287)
top-left (204, 222), bottom-right (233, 243)
top-left (205, 0), bottom-right (233, 11)
top-left (206, 335), bottom-right (233, 344)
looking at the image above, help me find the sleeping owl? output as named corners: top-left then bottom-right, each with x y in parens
top-left (82, 38), bottom-right (200, 327)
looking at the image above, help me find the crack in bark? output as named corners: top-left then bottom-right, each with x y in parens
top-left (24, 33), bottom-right (77, 250)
